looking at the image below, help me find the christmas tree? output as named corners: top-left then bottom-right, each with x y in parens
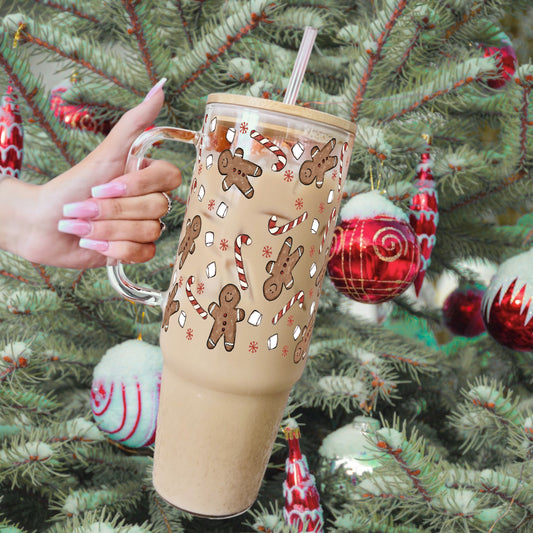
top-left (1, 0), bottom-right (533, 531)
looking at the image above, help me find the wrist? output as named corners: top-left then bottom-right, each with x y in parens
top-left (0, 177), bottom-right (40, 260)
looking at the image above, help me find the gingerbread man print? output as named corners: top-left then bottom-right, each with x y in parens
top-left (177, 215), bottom-right (202, 269)
top-left (207, 284), bottom-right (245, 352)
top-left (218, 147), bottom-right (263, 198)
top-left (299, 138), bottom-right (338, 188)
top-left (263, 236), bottom-right (304, 301)
top-left (162, 283), bottom-right (180, 332)
top-left (294, 313), bottom-right (316, 364)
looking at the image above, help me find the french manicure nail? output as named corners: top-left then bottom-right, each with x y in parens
top-left (144, 78), bottom-right (167, 101)
top-left (92, 181), bottom-right (126, 198)
top-left (79, 238), bottom-right (109, 252)
top-left (58, 219), bottom-right (92, 237)
top-left (63, 200), bottom-right (99, 218)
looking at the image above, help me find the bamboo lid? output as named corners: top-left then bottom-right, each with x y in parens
top-left (207, 93), bottom-right (356, 134)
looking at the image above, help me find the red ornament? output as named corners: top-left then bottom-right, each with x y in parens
top-left (482, 33), bottom-right (517, 90)
top-left (327, 191), bottom-right (421, 303)
top-left (443, 285), bottom-right (486, 337)
top-left (0, 85), bottom-right (23, 178)
top-left (50, 85), bottom-right (114, 134)
top-left (481, 250), bottom-right (533, 351)
top-left (409, 135), bottom-right (438, 296)
top-left (283, 420), bottom-right (324, 533)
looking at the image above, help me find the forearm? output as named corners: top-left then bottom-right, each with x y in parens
top-left (0, 176), bottom-right (40, 260)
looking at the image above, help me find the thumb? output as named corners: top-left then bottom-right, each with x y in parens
top-left (92, 79), bottom-right (167, 162)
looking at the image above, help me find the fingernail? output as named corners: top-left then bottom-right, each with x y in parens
top-left (79, 238), bottom-right (109, 252)
top-left (63, 200), bottom-right (99, 218)
top-left (144, 78), bottom-right (167, 101)
top-left (58, 219), bottom-right (92, 237)
top-left (92, 181), bottom-right (126, 198)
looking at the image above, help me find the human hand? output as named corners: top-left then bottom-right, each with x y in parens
top-left (10, 79), bottom-right (181, 269)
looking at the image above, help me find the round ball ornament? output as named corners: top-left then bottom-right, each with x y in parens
top-left (327, 190), bottom-right (421, 303)
top-left (481, 31), bottom-right (518, 90)
top-left (481, 249), bottom-right (533, 351)
top-left (90, 339), bottom-right (162, 447)
top-left (318, 416), bottom-right (380, 484)
top-left (442, 284), bottom-right (486, 338)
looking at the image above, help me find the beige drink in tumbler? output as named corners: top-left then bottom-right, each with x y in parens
top-left (108, 93), bottom-right (355, 517)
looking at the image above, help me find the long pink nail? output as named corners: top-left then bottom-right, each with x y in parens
top-left (63, 200), bottom-right (99, 218)
top-left (79, 238), bottom-right (109, 252)
top-left (144, 78), bottom-right (167, 101)
top-left (92, 181), bottom-right (126, 198)
top-left (58, 219), bottom-right (92, 236)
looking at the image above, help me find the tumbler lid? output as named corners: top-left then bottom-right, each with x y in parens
top-left (207, 93), bottom-right (357, 134)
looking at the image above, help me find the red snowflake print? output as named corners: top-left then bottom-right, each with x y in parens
top-left (208, 199), bottom-right (216, 211)
top-left (197, 282), bottom-right (205, 295)
top-left (186, 328), bottom-right (194, 341)
top-left (309, 288), bottom-right (314, 299)
top-left (331, 169), bottom-right (337, 179)
top-left (287, 315), bottom-right (295, 326)
top-left (178, 276), bottom-right (183, 288)
top-left (319, 202), bottom-right (325, 213)
top-left (282, 345), bottom-right (289, 358)
top-left (295, 197), bottom-right (304, 210)
top-left (219, 239), bottom-right (229, 251)
top-left (249, 341), bottom-right (259, 354)
top-left (240, 122), bottom-right (249, 134)
top-left (284, 169), bottom-right (294, 182)
top-left (262, 245), bottom-right (273, 258)
top-left (309, 245), bottom-right (315, 257)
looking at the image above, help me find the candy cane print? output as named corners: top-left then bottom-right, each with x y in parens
top-left (268, 212), bottom-right (308, 235)
top-left (272, 291), bottom-right (305, 325)
top-left (338, 142), bottom-right (348, 191)
top-left (250, 129), bottom-right (287, 171)
top-left (319, 207), bottom-right (337, 253)
top-left (186, 276), bottom-right (208, 319)
top-left (234, 234), bottom-right (252, 290)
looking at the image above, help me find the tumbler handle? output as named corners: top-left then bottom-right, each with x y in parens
top-left (107, 126), bottom-right (199, 308)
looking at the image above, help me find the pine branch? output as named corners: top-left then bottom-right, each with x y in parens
top-left (121, 0), bottom-right (159, 85)
top-left (174, 1), bottom-right (275, 97)
top-left (174, 0), bottom-right (193, 48)
top-left (348, 0), bottom-right (409, 121)
top-left (6, 17), bottom-right (143, 97)
top-left (33, 0), bottom-right (100, 24)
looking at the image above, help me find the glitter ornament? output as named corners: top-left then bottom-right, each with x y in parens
top-left (50, 85), bottom-right (114, 134)
top-left (90, 339), bottom-right (162, 447)
top-left (0, 85), bottom-right (23, 178)
top-left (327, 190), bottom-right (421, 303)
top-left (283, 420), bottom-right (324, 533)
top-left (443, 284), bottom-right (486, 338)
top-left (318, 416), bottom-right (380, 484)
top-left (481, 31), bottom-right (518, 90)
top-left (409, 135), bottom-right (438, 296)
top-left (481, 249), bottom-right (533, 351)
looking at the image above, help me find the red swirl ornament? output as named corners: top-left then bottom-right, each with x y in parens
top-left (327, 193), bottom-right (421, 304)
top-left (0, 85), bottom-right (23, 178)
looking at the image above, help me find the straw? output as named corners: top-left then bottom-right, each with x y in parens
top-left (283, 26), bottom-right (318, 106)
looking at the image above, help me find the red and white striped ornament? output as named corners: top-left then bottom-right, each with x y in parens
top-left (90, 339), bottom-right (162, 448)
top-left (283, 419), bottom-right (324, 533)
top-left (0, 85), bottom-right (23, 178)
top-left (409, 135), bottom-right (438, 296)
